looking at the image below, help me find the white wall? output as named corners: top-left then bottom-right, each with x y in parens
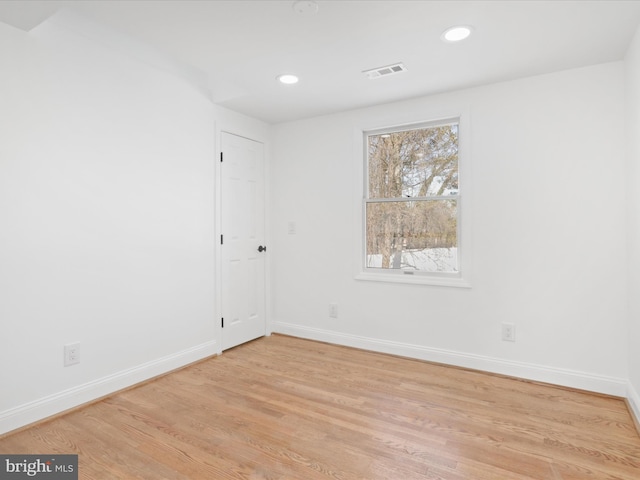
top-left (271, 62), bottom-right (629, 395)
top-left (0, 16), bottom-right (268, 434)
top-left (626, 25), bottom-right (640, 420)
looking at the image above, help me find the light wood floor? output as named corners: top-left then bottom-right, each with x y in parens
top-left (2, 334), bottom-right (640, 479)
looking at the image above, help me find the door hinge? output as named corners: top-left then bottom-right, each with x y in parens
top-left (220, 152), bottom-right (223, 163)
top-left (221, 318), bottom-right (224, 328)
top-left (221, 234), bottom-right (223, 245)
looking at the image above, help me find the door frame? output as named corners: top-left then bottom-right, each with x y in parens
top-left (215, 125), bottom-right (272, 355)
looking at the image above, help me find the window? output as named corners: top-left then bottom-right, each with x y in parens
top-left (363, 119), bottom-right (461, 280)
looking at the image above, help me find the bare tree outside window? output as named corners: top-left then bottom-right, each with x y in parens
top-left (365, 121), bottom-right (459, 273)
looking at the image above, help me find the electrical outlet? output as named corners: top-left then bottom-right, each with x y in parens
top-left (64, 343), bottom-right (80, 367)
top-left (329, 303), bottom-right (338, 318)
top-left (501, 323), bottom-right (516, 342)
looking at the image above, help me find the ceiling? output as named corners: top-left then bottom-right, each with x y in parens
top-left (1, 0), bottom-right (640, 124)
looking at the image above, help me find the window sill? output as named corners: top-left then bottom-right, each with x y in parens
top-left (355, 271), bottom-right (471, 288)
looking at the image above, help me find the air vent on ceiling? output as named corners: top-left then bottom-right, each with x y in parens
top-left (363, 62), bottom-right (407, 79)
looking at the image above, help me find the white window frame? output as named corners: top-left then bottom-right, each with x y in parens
top-left (354, 114), bottom-right (471, 288)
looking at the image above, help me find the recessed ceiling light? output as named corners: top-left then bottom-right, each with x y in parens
top-left (441, 25), bottom-right (473, 43)
top-left (277, 74), bottom-right (299, 85)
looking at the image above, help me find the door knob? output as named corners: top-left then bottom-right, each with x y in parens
top-left (258, 245), bottom-right (267, 252)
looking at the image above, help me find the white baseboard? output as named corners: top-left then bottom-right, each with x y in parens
top-left (272, 322), bottom-right (628, 397)
top-left (0, 340), bottom-right (217, 436)
top-left (3, 329), bottom-right (633, 437)
top-left (627, 381), bottom-right (640, 429)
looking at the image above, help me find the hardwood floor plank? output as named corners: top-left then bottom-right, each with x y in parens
top-left (1, 334), bottom-right (639, 479)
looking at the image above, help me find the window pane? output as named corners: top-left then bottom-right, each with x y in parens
top-left (368, 124), bottom-right (458, 199)
top-left (365, 199), bottom-right (458, 273)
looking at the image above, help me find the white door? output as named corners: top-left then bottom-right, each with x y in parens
top-left (220, 132), bottom-right (266, 350)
